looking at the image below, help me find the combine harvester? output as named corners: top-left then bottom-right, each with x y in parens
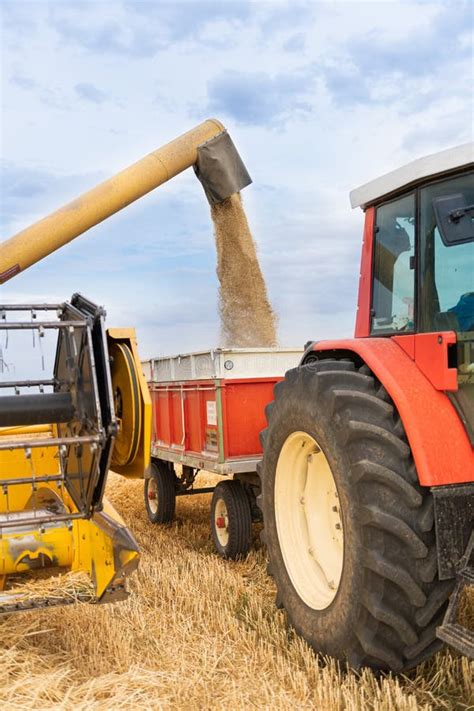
top-left (0, 119), bottom-right (251, 612)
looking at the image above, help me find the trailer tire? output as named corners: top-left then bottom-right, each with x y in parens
top-left (211, 480), bottom-right (252, 560)
top-left (144, 460), bottom-right (176, 524)
top-left (259, 360), bottom-right (453, 673)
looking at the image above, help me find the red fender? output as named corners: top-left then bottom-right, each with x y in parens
top-left (311, 338), bottom-right (473, 487)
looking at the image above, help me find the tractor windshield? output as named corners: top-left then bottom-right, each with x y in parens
top-left (420, 171), bottom-right (474, 438)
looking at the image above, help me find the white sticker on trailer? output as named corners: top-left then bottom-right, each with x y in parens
top-left (206, 400), bottom-right (217, 426)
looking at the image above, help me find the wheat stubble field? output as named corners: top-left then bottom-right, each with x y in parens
top-left (0, 472), bottom-right (472, 711)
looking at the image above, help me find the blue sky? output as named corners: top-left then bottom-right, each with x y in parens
top-left (0, 0), bottom-right (472, 360)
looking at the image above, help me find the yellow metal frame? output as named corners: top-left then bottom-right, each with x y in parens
top-left (0, 424), bottom-right (139, 602)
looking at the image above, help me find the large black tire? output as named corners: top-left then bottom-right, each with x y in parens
top-left (144, 459), bottom-right (176, 524)
top-left (211, 480), bottom-right (252, 560)
top-left (259, 359), bottom-right (453, 673)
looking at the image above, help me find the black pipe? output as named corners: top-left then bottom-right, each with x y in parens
top-left (0, 392), bottom-right (74, 427)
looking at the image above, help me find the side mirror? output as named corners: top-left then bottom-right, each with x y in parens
top-left (433, 193), bottom-right (474, 246)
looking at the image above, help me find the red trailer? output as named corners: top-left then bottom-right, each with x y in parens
top-left (142, 348), bottom-right (302, 558)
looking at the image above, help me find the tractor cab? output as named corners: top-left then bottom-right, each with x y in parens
top-left (351, 144), bottom-right (474, 440)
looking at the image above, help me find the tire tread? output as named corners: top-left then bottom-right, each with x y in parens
top-left (259, 358), bottom-right (452, 672)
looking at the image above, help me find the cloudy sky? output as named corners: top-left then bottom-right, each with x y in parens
top-left (0, 0), bottom-right (472, 362)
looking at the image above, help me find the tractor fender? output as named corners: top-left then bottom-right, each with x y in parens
top-left (305, 338), bottom-right (473, 487)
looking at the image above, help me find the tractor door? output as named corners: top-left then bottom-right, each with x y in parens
top-left (369, 170), bottom-right (474, 442)
top-left (419, 172), bottom-right (474, 441)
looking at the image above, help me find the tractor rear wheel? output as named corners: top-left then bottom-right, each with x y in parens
top-left (259, 360), bottom-right (453, 673)
top-left (144, 459), bottom-right (176, 524)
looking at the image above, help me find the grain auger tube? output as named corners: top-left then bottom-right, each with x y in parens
top-left (0, 120), bottom-right (252, 611)
top-left (0, 120), bottom-right (250, 283)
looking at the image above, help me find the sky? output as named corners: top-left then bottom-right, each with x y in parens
top-left (0, 0), bottom-right (472, 365)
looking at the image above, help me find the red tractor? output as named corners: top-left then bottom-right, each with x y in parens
top-left (258, 143), bottom-right (473, 672)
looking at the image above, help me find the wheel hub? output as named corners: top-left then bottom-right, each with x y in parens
top-left (214, 499), bottom-right (229, 546)
top-left (147, 478), bottom-right (159, 515)
top-left (274, 431), bottom-right (344, 610)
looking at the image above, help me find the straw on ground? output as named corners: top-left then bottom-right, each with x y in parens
top-left (0, 472), bottom-right (472, 710)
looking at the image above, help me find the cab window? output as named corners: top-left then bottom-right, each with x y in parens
top-left (420, 172), bottom-right (474, 333)
top-left (371, 193), bottom-right (415, 334)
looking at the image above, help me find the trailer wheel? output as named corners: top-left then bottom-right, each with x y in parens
top-left (144, 460), bottom-right (176, 524)
top-left (211, 480), bottom-right (252, 560)
top-left (259, 360), bottom-right (453, 673)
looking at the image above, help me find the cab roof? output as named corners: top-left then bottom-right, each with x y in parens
top-left (350, 142), bottom-right (474, 210)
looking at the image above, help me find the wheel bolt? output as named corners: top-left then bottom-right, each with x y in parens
top-left (335, 523), bottom-right (341, 530)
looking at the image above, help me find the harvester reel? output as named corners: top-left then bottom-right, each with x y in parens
top-left (110, 341), bottom-right (142, 468)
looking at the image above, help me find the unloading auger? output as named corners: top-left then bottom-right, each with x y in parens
top-left (0, 120), bottom-right (251, 612)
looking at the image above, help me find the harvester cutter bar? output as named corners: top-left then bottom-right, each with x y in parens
top-left (0, 379), bottom-right (56, 389)
top-left (0, 511), bottom-right (87, 529)
top-left (1, 321), bottom-right (87, 330)
top-left (0, 581), bottom-right (128, 615)
top-left (0, 593), bottom-right (99, 615)
top-left (0, 303), bottom-right (62, 311)
top-left (1, 473), bottom-right (63, 486)
top-left (0, 434), bottom-right (102, 451)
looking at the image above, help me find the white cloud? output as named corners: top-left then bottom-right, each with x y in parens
top-left (0, 0), bottom-right (471, 359)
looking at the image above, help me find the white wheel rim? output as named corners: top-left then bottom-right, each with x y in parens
top-left (147, 477), bottom-right (158, 515)
top-left (275, 431), bottom-right (344, 610)
top-left (214, 497), bottom-right (230, 547)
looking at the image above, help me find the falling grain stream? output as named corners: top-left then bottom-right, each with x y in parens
top-left (211, 193), bottom-right (277, 347)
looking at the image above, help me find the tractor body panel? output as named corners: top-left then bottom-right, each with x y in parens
top-left (355, 206), bottom-right (375, 338)
top-left (309, 337), bottom-right (473, 487)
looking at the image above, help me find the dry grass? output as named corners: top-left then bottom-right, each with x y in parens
top-left (3, 570), bottom-right (95, 603)
top-left (0, 471), bottom-right (472, 710)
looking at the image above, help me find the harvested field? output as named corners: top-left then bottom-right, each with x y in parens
top-left (0, 471), bottom-right (472, 710)
top-left (212, 193), bottom-right (277, 347)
